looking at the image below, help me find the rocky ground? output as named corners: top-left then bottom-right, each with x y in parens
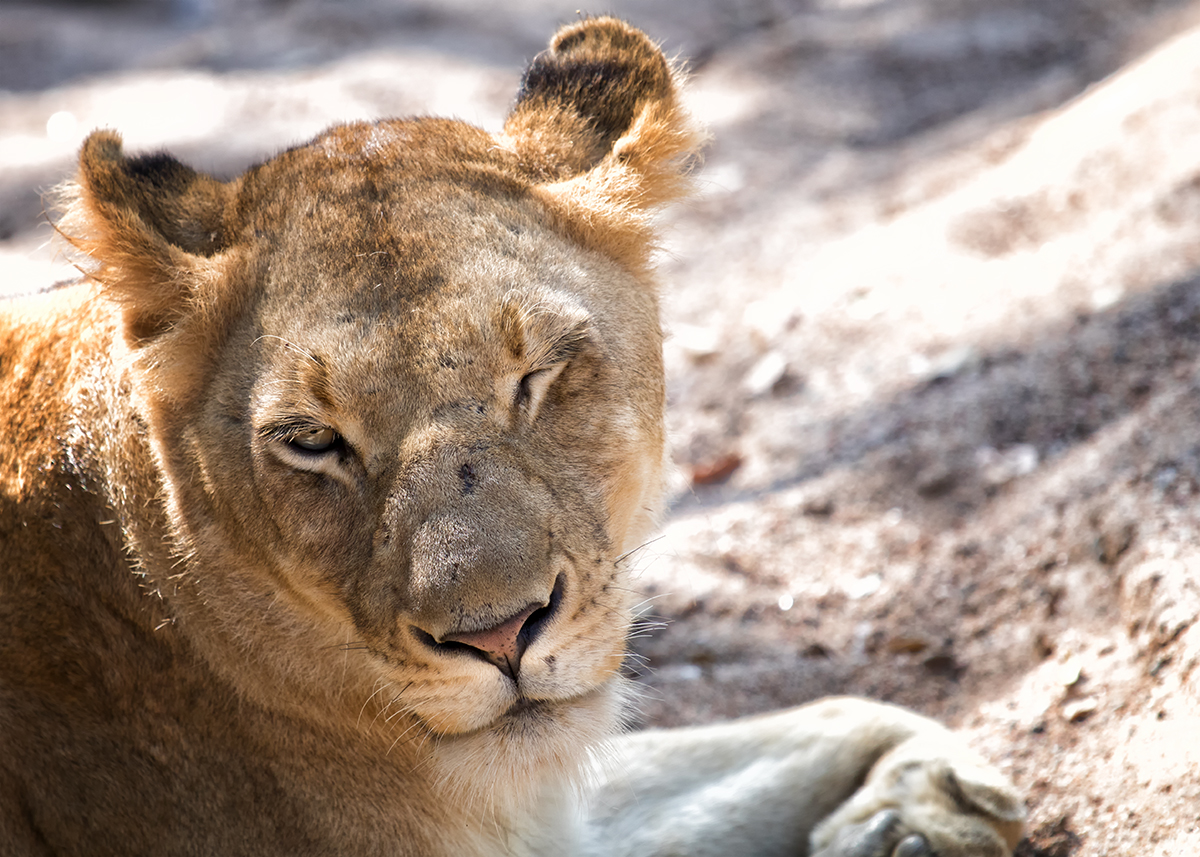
top-left (4, 0), bottom-right (1200, 853)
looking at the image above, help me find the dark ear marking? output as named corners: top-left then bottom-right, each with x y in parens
top-left (61, 130), bottom-right (235, 345)
top-left (515, 20), bottom-right (672, 152)
top-left (80, 134), bottom-right (231, 257)
top-left (504, 17), bottom-right (682, 181)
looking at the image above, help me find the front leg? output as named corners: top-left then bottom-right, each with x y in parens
top-left (582, 697), bottom-right (1024, 857)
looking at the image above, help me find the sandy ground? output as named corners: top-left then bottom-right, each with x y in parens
top-left (4, 0), bottom-right (1200, 853)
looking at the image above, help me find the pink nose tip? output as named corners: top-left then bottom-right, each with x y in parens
top-left (438, 603), bottom-right (541, 680)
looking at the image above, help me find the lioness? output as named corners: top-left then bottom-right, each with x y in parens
top-left (0, 18), bottom-right (1024, 857)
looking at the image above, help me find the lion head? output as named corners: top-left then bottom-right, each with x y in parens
top-left (57, 17), bottom-right (702, 809)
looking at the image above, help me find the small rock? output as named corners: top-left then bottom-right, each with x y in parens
top-left (691, 453), bottom-right (742, 486)
top-left (801, 496), bottom-right (835, 516)
top-left (744, 351), bottom-right (789, 397)
top-left (1058, 657), bottom-right (1083, 687)
top-left (802, 642), bottom-right (832, 659)
top-left (844, 573), bottom-right (882, 599)
top-left (887, 635), bottom-right (930, 654)
top-left (927, 346), bottom-right (978, 381)
top-left (916, 465), bottom-right (958, 498)
top-left (1062, 696), bottom-right (1098, 722)
top-left (976, 444), bottom-right (1039, 487)
top-left (671, 323), bottom-right (721, 358)
top-left (922, 653), bottom-right (965, 680)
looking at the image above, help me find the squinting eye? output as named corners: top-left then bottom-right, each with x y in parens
top-left (514, 371), bottom-right (540, 411)
top-left (508, 362), bottom-right (570, 423)
top-left (289, 426), bottom-right (338, 453)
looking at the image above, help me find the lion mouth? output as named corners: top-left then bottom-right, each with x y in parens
top-left (505, 697), bottom-right (548, 719)
top-left (496, 686), bottom-right (606, 730)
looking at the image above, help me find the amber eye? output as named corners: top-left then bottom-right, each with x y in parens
top-left (288, 426), bottom-right (338, 453)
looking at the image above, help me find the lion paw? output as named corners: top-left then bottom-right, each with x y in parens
top-left (809, 735), bottom-right (1024, 857)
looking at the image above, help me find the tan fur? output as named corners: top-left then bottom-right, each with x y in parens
top-left (1, 18), bottom-right (1021, 856)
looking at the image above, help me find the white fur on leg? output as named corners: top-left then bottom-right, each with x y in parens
top-left (575, 697), bottom-right (1023, 857)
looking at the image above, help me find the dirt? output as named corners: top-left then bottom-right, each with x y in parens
top-left (4, 0), bottom-right (1200, 853)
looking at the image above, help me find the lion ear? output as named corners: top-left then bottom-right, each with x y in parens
top-left (502, 17), bottom-right (704, 224)
top-left (63, 130), bottom-right (233, 343)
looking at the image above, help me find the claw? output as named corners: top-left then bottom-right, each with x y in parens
top-left (893, 833), bottom-right (934, 857)
top-left (824, 809), bottom-right (905, 857)
top-left (818, 810), bottom-right (939, 857)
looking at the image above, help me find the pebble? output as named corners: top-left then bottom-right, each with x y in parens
top-left (671, 323), bottom-right (721, 358)
top-left (1062, 697), bottom-right (1099, 722)
top-left (744, 351), bottom-right (789, 396)
top-left (844, 573), bottom-right (883, 599)
top-left (1058, 657), bottom-right (1083, 687)
top-left (976, 444), bottom-right (1039, 486)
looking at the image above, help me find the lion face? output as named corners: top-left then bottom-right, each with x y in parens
top-left (61, 18), bottom-right (700, 781)
top-left (222, 130), bottom-right (664, 739)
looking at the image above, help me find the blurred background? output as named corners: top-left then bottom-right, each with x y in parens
top-left (4, 1), bottom-right (1200, 853)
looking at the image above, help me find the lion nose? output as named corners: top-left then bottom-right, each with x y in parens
top-left (440, 604), bottom-right (541, 681)
top-left (415, 575), bottom-right (564, 681)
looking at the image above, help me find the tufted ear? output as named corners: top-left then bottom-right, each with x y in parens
top-left (60, 130), bottom-right (233, 343)
top-left (502, 17), bottom-right (704, 255)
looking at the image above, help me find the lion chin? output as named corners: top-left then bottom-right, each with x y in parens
top-left (428, 681), bottom-right (633, 828)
